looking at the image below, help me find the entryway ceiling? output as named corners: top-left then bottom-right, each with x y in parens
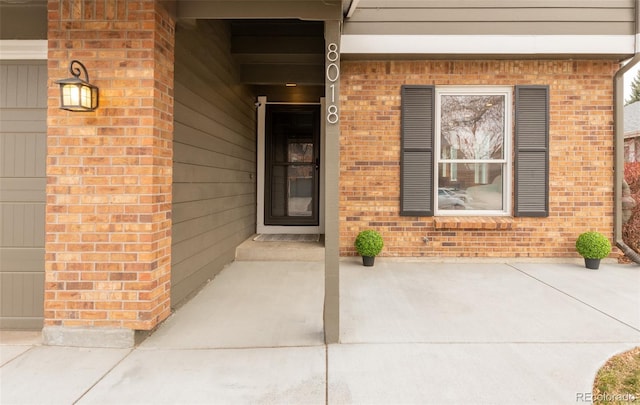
top-left (169, 0), bottom-right (348, 99)
top-left (230, 19), bottom-right (325, 87)
top-left (169, 0), bottom-right (345, 20)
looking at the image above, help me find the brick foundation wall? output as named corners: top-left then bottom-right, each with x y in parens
top-left (340, 60), bottom-right (618, 258)
top-left (45, 0), bottom-right (174, 330)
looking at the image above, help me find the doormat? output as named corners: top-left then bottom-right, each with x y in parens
top-left (253, 234), bottom-right (320, 242)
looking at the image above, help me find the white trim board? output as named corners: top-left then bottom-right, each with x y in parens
top-left (0, 40), bottom-right (47, 60)
top-left (340, 34), bottom-right (634, 55)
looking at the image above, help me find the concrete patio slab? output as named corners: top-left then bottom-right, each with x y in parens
top-left (340, 261), bottom-right (640, 343)
top-left (513, 262), bottom-right (640, 329)
top-left (0, 346), bottom-right (130, 405)
top-left (0, 346), bottom-right (32, 367)
top-left (142, 261), bottom-right (324, 349)
top-left (328, 342), bottom-right (639, 405)
top-left (236, 237), bottom-right (325, 261)
top-left (0, 331), bottom-right (43, 366)
top-left (1, 260), bottom-right (638, 405)
top-left (78, 346), bottom-right (326, 405)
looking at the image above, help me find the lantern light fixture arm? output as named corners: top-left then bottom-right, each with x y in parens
top-left (69, 60), bottom-right (90, 83)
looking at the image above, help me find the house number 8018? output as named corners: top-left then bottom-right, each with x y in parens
top-left (326, 43), bottom-right (339, 124)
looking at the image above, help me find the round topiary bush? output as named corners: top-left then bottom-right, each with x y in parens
top-left (354, 230), bottom-right (384, 257)
top-left (576, 231), bottom-right (612, 259)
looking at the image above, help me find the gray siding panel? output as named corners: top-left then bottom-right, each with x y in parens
top-left (174, 121), bottom-right (255, 162)
top-left (172, 220), bottom-right (254, 284)
top-left (0, 63), bottom-right (48, 108)
top-left (172, 211), bottom-right (255, 269)
top-left (0, 132), bottom-right (47, 177)
top-left (0, 204), bottom-right (45, 247)
top-left (0, 247), bottom-right (45, 328)
top-left (345, 0), bottom-right (635, 36)
top-left (0, 61), bottom-right (46, 330)
top-left (0, 272), bottom-right (44, 329)
top-left (172, 196), bottom-right (255, 245)
top-left (172, 20), bottom-right (256, 306)
top-left (0, 248), bottom-right (44, 272)
top-left (173, 162), bottom-right (253, 184)
top-left (0, 179), bottom-right (46, 202)
top-left (0, 119), bottom-right (47, 134)
top-left (173, 142), bottom-right (254, 173)
top-left (172, 182), bottom-right (255, 205)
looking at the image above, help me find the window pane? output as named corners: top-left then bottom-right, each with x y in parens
top-left (271, 165), bottom-right (286, 216)
top-left (287, 165), bottom-right (313, 216)
top-left (440, 95), bottom-right (505, 160)
top-left (289, 142), bottom-right (313, 163)
top-left (438, 163), bottom-right (504, 211)
top-left (270, 165), bottom-right (313, 217)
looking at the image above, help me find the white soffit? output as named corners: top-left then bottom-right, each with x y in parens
top-left (340, 35), bottom-right (635, 55)
top-left (0, 40), bottom-right (47, 60)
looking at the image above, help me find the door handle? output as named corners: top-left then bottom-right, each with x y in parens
top-left (315, 157), bottom-right (320, 170)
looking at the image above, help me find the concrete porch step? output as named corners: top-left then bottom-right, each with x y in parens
top-left (235, 234), bottom-right (325, 261)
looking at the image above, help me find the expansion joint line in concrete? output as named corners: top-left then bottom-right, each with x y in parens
top-left (507, 264), bottom-right (640, 334)
top-left (72, 349), bottom-right (135, 405)
top-left (1, 346), bottom-right (35, 368)
top-left (325, 345), bottom-right (329, 405)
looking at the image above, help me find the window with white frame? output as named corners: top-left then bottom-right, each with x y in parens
top-left (434, 87), bottom-right (512, 215)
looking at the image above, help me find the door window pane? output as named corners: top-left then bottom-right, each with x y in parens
top-left (289, 142), bottom-right (313, 163)
top-left (271, 165), bottom-right (286, 217)
top-left (287, 165), bottom-right (313, 217)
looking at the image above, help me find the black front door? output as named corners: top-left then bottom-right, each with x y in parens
top-left (265, 105), bottom-right (320, 226)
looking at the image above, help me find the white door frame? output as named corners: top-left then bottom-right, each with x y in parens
top-left (256, 96), bottom-right (325, 234)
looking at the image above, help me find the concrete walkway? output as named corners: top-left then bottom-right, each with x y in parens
top-left (1, 260), bottom-right (639, 404)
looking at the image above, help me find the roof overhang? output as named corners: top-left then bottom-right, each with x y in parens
top-left (340, 34), bottom-right (636, 60)
top-left (170, 0), bottom-right (342, 21)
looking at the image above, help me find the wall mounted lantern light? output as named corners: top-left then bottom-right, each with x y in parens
top-left (55, 60), bottom-right (99, 112)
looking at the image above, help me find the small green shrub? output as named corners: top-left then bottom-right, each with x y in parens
top-left (576, 232), bottom-right (612, 259)
top-left (354, 230), bottom-right (384, 257)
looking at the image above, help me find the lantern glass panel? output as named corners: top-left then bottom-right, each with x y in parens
top-left (62, 84), bottom-right (80, 107)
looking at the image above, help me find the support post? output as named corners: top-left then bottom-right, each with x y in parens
top-left (323, 19), bottom-right (341, 344)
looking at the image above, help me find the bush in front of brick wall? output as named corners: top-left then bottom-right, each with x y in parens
top-left (623, 163), bottom-right (640, 253)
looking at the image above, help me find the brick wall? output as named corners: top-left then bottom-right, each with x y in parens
top-left (340, 60), bottom-right (618, 258)
top-left (46, 0), bottom-right (175, 330)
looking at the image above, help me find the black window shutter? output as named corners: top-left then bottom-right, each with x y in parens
top-left (400, 85), bottom-right (435, 216)
top-left (514, 85), bottom-right (549, 217)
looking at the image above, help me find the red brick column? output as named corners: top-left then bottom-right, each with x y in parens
top-left (45, 0), bottom-right (174, 347)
